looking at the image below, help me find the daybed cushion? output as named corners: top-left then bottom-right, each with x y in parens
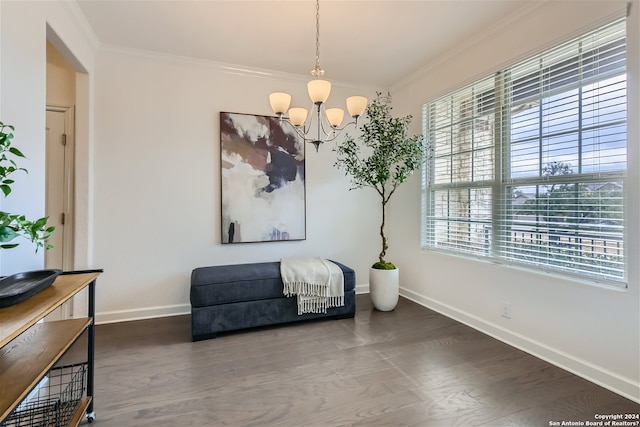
top-left (190, 260), bottom-right (355, 307)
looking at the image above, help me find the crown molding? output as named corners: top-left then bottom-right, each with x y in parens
top-left (58, 0), bottom-right (101, 50)
top-left (98, 43), bottom-right (366, 90)
top-left (393, 0), bottom-right (628, 94)
top-left (392, 0), bottom-right (551, 92)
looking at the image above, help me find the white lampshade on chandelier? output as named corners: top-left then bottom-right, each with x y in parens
top-left (269, 0), bottom-right (368, 152)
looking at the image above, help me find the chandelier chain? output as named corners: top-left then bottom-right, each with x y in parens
top-left (312, 0), bottom-right (324, 77)
top-left (315, 0), bottom-right (320, 68)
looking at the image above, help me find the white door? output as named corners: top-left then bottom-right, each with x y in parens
top-left (45, 108), bottom-right (75, 318)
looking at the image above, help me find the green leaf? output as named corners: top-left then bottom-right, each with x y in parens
top-left (0, 185), bottom-right (11, 197)
top-left (0, 226), bottom-right (18, 242)
top-left (33, 217), bottom-right (48, 228)
top-left (8, 147), bottom-right (25, 158)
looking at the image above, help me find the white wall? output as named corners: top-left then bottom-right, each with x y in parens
top-left (0, 0), bottom-right (95, 274)
top-left (390, 1), bottom-right (639, 401)
top-left (92, 48), bottom-right (380, 322)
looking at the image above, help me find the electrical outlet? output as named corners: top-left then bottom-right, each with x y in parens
top-left (501, 302), bottom-right (512, 319)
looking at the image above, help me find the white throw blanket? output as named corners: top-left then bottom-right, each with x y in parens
top-left (280, 257), bottom-right (344, 315)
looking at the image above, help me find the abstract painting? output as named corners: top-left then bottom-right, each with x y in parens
top-left (220, 112), bottom-right (306, 243)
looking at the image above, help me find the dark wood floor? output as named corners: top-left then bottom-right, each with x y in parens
top-left (92, 295), bottom-right (639, 426)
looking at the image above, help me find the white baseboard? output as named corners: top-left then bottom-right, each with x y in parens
top-left (400, 287), bottom-right (640, 404)
top-left (355, 284), bottom-right (370, 294)
top-left (96, 304), bottom-right (190, 325)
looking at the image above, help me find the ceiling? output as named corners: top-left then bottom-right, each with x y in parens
top-left (76, 0), bottom-right (536, 88)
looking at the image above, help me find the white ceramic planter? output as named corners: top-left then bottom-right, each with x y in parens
top-left (369, 267), bottom-right (399, 311)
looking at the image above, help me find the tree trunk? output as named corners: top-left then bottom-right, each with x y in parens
top-left (379, 197), bottom-right (388, 263)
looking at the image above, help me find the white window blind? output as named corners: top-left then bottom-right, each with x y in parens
top-left (424, 19), bottom-right (627, 284)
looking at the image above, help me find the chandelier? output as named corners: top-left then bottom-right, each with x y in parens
top-left (269, 0), bottom-right (368, 152)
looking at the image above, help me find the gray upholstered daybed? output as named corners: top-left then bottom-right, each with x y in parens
top-left (190, 260), bottom-right (356, 341)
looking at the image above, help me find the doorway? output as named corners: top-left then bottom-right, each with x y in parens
top-left (46, 27), bottom-right (91, 320)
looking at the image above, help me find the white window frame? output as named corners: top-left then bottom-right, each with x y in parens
top-left (422, 18), bottom-right (627, 286)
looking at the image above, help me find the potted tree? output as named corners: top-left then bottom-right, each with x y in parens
top-left (334, 93), bottom-right (426, 311)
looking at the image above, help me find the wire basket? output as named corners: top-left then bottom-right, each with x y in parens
top-left (1, 363), bottom-right (87, 427)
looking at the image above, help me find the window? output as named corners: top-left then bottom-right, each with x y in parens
top-left (423, 19), bottom-right (627, 284)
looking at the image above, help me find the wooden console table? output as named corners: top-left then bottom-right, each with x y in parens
top-left (0, 271), bottom-right (101, 426)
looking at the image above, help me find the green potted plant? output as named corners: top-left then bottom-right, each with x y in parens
top-left (0, 121), bottom-right (55, 251)
top-left (334, 93), bottom-right (426, 311)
